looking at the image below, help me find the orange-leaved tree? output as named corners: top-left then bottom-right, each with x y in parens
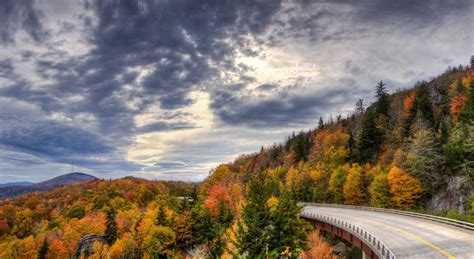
top-left (387, 166), bottom-right (423, 210)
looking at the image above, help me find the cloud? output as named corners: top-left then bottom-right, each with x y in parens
top-left (0, 0), bottom-right (472, 181)
top-left (0, 0), bottom-right (47, 44)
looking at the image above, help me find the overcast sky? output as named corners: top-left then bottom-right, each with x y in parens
top-left (0, 0), bottom-right (473, 182)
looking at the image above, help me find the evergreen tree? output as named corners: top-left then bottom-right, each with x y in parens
top-left (443, 124), bottom-right (467, 174)
top-left (355, 98), bottom-right (365, 115)
top-left (105, 208), bottom-right (118, 246)
top-left (375, 81), bottom-right (390, 116)
top-left (38, 239), bottom-right (48, 259)
top-left (236, 173), bottom-right (310, 257)
top-left (460, 75), bottom-right (474, 123)
top-left (355, 111), bottom-right (383, 163)
top-left (465, 123), bottom-right (474, 178)
top-left (269, 194), bottom-right (311, 257)
top-left (236, 173), bottom-right (274, 257)
top-left (291, 131), bottom-right (311, 163)
top-left (404, 82), bottom-right (435, 136)
top-left (157, 206), bottom-right (170, 226)
top-left (318, 116), bottom-right (324, 129)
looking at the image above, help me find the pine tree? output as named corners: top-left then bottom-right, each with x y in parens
top-left (105, 208), bottom-right (118, 246)
top-left (291, 131), bottom-right (311, 163)
top-left (465, 123), bottom-right (474, 178)
top-left (355, 111), bottom-right (383, 163)
top-left (236, 173), bottom-right (274, 257)
top-left (269, 194), bottom-right (311, 257)
top-left (38, 239), bottom-right (48, 259)
top-left (404, 83), bottom-right (435, 136)
top-left (459, 75), bottom-right (474, 123)
top-left (375, 81), bottom-right (390, 116)
top-left (355, 98), bottom-right (365, 115)
top-left (318, 116), bottom-right (324, 129)
top-left (157, 206), bottom-right (170, 226)
top-left (236, 173), bottom-right (309, 257)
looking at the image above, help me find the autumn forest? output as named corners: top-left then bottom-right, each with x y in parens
top-left (1, 59), bottom-right (474, 258)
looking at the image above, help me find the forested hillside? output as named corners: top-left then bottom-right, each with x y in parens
top-left (0, 59), bottom-right (473, 258)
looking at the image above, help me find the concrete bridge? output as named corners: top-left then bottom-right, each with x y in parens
top-left (300, 203), bottom-right (474, 259)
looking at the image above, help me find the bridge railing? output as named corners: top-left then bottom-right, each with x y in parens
top-left (299, 202), bottom-right (474, 231)
top-left (301, 210), bottom-right (396, 259)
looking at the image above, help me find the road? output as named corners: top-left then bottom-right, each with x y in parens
top-left (302, 206), bottom-right (474, 259)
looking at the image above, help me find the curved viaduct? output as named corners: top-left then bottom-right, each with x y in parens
top-left (300, 203), bottom-right (474, 259)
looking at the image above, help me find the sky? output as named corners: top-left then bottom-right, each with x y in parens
top-left (0, 0), bottom-right (473, 182)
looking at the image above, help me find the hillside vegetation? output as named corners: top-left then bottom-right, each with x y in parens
top-left (0, 59), bottom-right (473, 258)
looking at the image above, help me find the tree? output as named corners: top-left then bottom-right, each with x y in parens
top-left (355, 98), bottom-right (365, 115)
top-left (204, 184), bottom-right (234, 226)
top-left (465, 123), bottom-right (474, 178)
top-left (302, 228), bottom-right (332, 259)
top-left (375, 81), bottom-right (390, 116)
top-left (405, 118), bottom-right (444, 194)
top-left (318, 116), bottom-right (324, 129)
top-left (404, 83), bottom-right (435, 136)
top-left (459, 75), bottom-right (474, 123)
top-left (387, 166), bottom-right (423, 210)
top-left (12, 209), bottom-right (34, 238)
top-left (268, 194), bottom-right (311, 257)
top-left (236, 173), bottom-right (274, 257)
top-left (286, 168), bottom-right (303, 200)
top-left (105, 208), bottom-right (118, 246)
top-left (66, 204), bottom-right (85, 219)
top-left (369, 173), bottom-right (392, 208)
top-left (343, 164), bottom-right (366, 205)
top-left (38, 239), bottom-right (48, 259)
top-left (329, 166), bottom-right (346, 204)
top-left (142, 225), bottom-right (175, 257)
top-left (355, 111), bottom-right (383, 163)
top-left (291, 131), bottom-right (312, 163)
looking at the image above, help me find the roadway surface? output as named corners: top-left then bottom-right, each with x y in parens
top-left (302, 206), bottom-right (474, 259)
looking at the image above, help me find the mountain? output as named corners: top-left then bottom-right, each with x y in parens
top-left (0, 172), bottom-right (97, 199)
top-left (0, 181), bottom-right (34, 187)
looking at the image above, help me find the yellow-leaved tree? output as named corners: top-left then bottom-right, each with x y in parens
top-left (387, 166), bottom-right (423, 210)
top-left (342, 163), bottom-right (366, 205)
top-left (369, 173), bottom-right (392, 208)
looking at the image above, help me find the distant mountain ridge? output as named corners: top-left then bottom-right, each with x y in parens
top-left (0, 181), bottom-right (34, 187)
top-left (0, 172), bottom-right (97, 199)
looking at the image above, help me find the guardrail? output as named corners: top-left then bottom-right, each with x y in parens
top-left (301, 210), bottom-right (396, 259)
top-left (299, 202), bottom-right (474, 231)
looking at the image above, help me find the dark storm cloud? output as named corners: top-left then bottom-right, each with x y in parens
top-left (211, 86), bottom-right (361, 128)
top-left (0, 0), bottom-right (284, 174)
top-left (9, 0), bottom-right (283, 127)
top-left (137, 121), bottom-right (198, 133)
top-left (354, 0), bottom-right (473, 23)
top-left (0, 120), bottom-right (109, 163)
top-left (0, 0), bottom-right (48, 44)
